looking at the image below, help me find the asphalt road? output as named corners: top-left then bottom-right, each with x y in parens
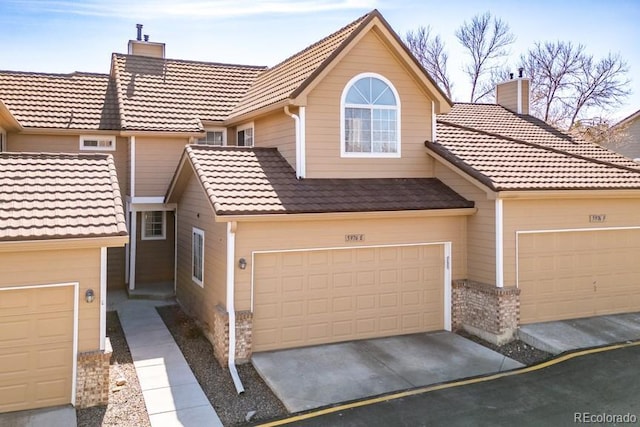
top-left (268, 343), bottom-right (640, 427)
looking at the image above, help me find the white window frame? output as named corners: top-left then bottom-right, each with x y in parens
top-left (340, 72), bottom-right (401, 159)
top-left (79, 135), bottom-right (116, 151)
top-left (196, 127), bottom-right (227, 146)
top-left (141, 210), bottom-right (166, 241)
top-left (192, 227), bottom-right (204, 287)
top-left (237, 122), bottom-right (254, 147)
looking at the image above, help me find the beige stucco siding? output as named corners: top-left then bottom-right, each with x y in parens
top-left (135, 211), bottom-right (175, 284)
top-left (434, 162), bottom-right (495, 285)
top-left (0, 248), bottom-right (102, 353)
top-left (254, 110), bottom-right (296, 170)
top-left (134, 136), bottom-right (188, 196)
top-left (502, 198), bottom-right (640, 287)
top-left (175, 173), bottom-right (227, 332)
top-left (6, 133), bottom-right (128, 196)
top-left (234, 215), bottom-right (466, 312)
top-left (304, 30), bottom-right (435, 179)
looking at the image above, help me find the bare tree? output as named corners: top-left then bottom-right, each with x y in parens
top-left (405, 26), bottom-right (453, 98)
top-left (520, 41), bottom-right (584, 124)
top-left (566, 53), bottom-right (631, 128)
top-left (455, 12), bottom-right (515, 102)
top-left (572, 117), bottom-right (629, 148)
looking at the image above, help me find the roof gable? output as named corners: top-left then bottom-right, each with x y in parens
top-left (0, 70), bottom-right (119, 130)
top-left (167, 145), bottom-right (473, 215)
top-left (0, 152), bottom-right (128, 241)
top-left (229, 9), bottom-right (452, 121)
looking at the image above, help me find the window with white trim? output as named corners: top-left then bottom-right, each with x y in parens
top-left (192, 228), bottom-right (204, 287)
top-left (341, 73), bottom-right (400, 157)
top-left (142, 211), bottom-right (166, 240)
top-left (197, 128), bottom-right (226, 146)
top-left (80, 135), bottom-right (116, 151)
top-left (237, 123), bottom-right (254, 147)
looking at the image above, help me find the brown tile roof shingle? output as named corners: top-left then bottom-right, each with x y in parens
top-left (229, 11), bottom-right (371, 118)
top-left (183, 145), bottom-right (473, 215)
top-left (0, 152), bottom-right (128, 241)
top-left (432, 104), bottom-right (640, 191)
top-left (0, 70), bottom-right (120, 130)
top-left (112, 54), bottom-right (265, 132)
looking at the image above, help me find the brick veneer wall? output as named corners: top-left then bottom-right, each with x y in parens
top-left (212, 305), bottom-right (253, 366)
top-left (452, 280), bottom-right (520, 345)
top-left (75, 338), bottom-right (112, 408)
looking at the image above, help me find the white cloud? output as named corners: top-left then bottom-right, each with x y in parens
top-left (11, 0), bottom-right (378, 19)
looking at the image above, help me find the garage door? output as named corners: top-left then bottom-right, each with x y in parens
top-left (253, 245), bottom-right (445, 351)
top-left (0, 285), bottom-right (75, 413)
top-left (518, 229), bottom-right (640, 324)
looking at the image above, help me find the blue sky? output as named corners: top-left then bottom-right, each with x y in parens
top-left (1, 0), bottom-right (638, 120)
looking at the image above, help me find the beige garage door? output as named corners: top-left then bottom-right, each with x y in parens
top-left (253, 245), bottom-right (445, 351)
top-left (519, 230), bottom-right (640, 324)
top-left (0, 285), bottom-right (75, 413)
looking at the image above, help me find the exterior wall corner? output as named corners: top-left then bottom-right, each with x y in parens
top-left (212, 305), bottom-right (253, 366)
top-left (75, 338), bottom-right (112, 408)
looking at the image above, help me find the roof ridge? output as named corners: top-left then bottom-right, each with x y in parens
top-left (111, 52), bottom-right (267, 70)
top-left (437, 119), bottom-right (640, 175)
top-left (0, 69), bottom-right (109, 78)
top-left (0, 151), bottom-right (109, 160)
top-left (111, 53), bottom-right (129, 130)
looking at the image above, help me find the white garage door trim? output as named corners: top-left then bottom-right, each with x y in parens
top-left (0, 282), bottom-right (79, 406)
top-left (515, 226), bottom-right (640, 288)
top-left (251, 242), bottom-right (452, 331)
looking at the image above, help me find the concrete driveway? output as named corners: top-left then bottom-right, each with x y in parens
top-left (518, 312), bottom-right (640, 354)
top-left (251, 331), bottom-right (522, 412)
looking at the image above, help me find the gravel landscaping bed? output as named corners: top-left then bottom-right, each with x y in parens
top-left (76, 311), bottom-right (151, 427)
top-left (156, 305), bottom-right (288, 426)
top-left (456, 329), bottom-right (552, 365)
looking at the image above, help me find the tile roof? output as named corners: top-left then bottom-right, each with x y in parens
top-left (229, 11), bottom-right (371, 118)
top-left (112, 54), bottom-right (265, 132)
top-left (432, 104), bottom-right (640, 191)
top-left (0, 71), bottom-right (120, 130)
top-left (0, 152), bottom-right (128, 242)
top-left (182, 145), bottom-right (474, 215)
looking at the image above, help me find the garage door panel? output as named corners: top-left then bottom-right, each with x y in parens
top-left (253, 245), bottom-right (445, 351)
top-left (519, 230), bottom-right (640, 324)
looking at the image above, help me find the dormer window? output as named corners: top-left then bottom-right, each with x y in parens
top-left (341, 73), bottom-right (400, 158)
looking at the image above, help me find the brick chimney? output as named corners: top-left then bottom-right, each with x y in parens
top-left (127, 24), bottom-right (165, 58)
top-left (496, 68), bottom-right (529, 115)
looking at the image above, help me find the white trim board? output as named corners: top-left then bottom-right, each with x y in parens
top-left (0, 282), bottom-right (79, 406)
top-left (250, 241), bottom-right (452, 332)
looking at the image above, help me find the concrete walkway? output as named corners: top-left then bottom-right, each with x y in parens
top-left (116, 296), bottom-right (222, 427)
top-left (518, 312), bottom-right (640, 354)
top-left (252, 331), bottom-right (523, 412)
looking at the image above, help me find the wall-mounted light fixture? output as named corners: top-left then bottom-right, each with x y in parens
top-left (85, 289), bottom-right (95, 303)
top-left (238, 258), bottom-right (247, 270)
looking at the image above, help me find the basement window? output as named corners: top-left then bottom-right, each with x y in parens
top-left (80, 135), bottom-right (116, 151)
top-left (142, 211), bottom-right (166, 240)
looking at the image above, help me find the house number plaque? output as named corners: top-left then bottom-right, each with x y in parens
top-left (345, 234), bottom-right (365, 242)
top-left (589, 214), bottom-right (606, 223)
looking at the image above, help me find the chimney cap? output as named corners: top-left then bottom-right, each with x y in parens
top-left (518, 67), bottom-right (524, 78)
top-left (144, 34), bottom-right (149, 42)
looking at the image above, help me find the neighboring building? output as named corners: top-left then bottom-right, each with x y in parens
top-left (2, 9), bottom-right (640, 410)
top-left (0, 153), bottom-right (128, 412)
top-left (610, 109), bottom-right (640, 160)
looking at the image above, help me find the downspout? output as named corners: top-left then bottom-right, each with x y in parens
top-left (284, 106), bottom-right (303, 179)
top-left (495, 199), bottom-right (504, 288)
top-left (100, 247), bottom-right (107, 351)
top-left (226, 221), bottom-right (245, 394)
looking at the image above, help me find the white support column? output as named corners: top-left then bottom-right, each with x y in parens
top-left (174, 209), bottom-right (178, 293)
top-left (495, 199), bottom-right (504, 288)
top-left (129, 136), bottom-right (136, 198)
top-left (100, 247), bottom-right (107, 351)
top-left (444, 242), bottom-right (452, 331)
top-left (129, 212), bottom-right (137, 291)
top-left (124, 202), bottom-right (130, 284)
top-left (299, 106), bottom-right (306, 178)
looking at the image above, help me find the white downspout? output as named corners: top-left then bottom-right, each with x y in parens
top-left (100, 247), bottom-right (107, 351)
top-left (129, 211), bottom-right (137, 291)
top-left (495, 199), bottom-right (504, 288)
top-left (226, 221), bottom-right (245, 394)
top-left (284, 106), bottom-right (303, 179)
top-left (299, 106), bottom-right (306, 178)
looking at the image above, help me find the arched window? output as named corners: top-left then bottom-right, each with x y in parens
top-left (341, 73), bottom-right (400, 157)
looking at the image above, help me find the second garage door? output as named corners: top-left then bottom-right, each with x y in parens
top-left (252, 244), bottom-right (446, 351)
top-left (518, 229), bottom-right (640, 324)
top-left (0, 284), bottom-right (75, 413)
